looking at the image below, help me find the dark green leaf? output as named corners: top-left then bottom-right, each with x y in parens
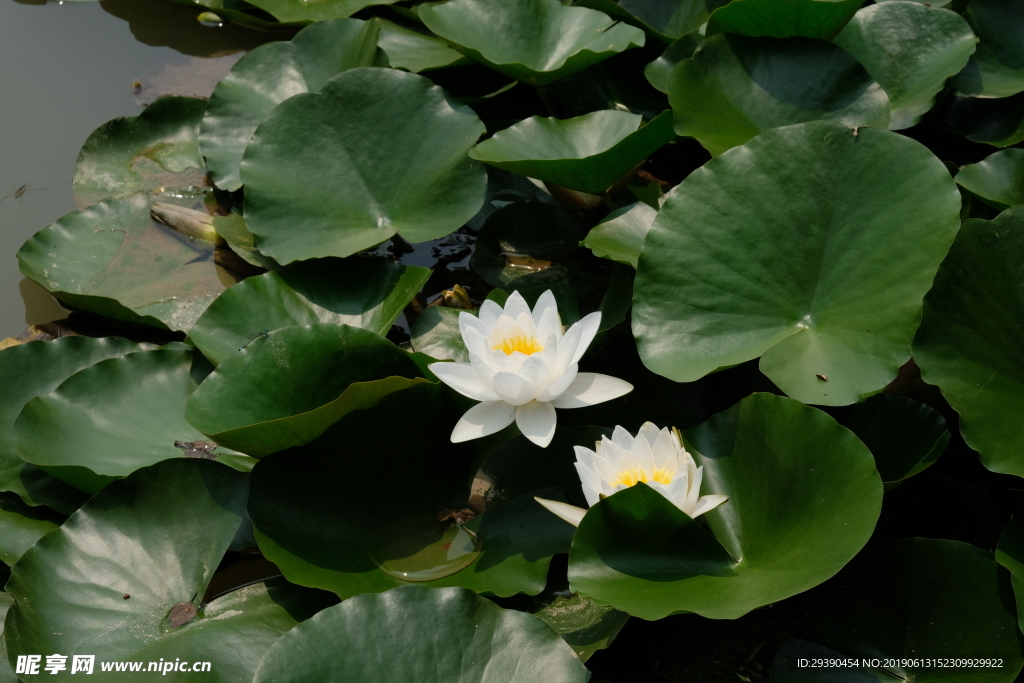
top-left (955, 148), bottom-right (1024, 210)
top-left (377, 18), bottom-right (472, 73)
top-left (244, 0), bottom-right (399, 22)
top-left (410, 306), bottom-right (469, 362)
top-left (951, 0), bottom-right (1024, 98)
top-left (644, 32), bottom-right (702, 93)
top-left (942, 91), bottom-right (1024, 148)
top-left (529, 594), bottom-right (630, 662)
top-left (996, 500), bottom-right (1024, 632)
top-left (583, 201), bottom-right (656, 267)
top-left (575, 0), bottom-right (731, 43)
top-left (0, 494), bottom-right (62, 566)
top-left (706, 0), bottom-right (863, 40)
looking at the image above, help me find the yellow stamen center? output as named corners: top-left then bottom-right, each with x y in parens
top-left (493, 335), bottom-right (544, 356)
top-left (610, 467), bottom-right (674, 488)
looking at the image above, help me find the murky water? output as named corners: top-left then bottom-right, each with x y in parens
top-left (0, 0), bottom-right (272, 338)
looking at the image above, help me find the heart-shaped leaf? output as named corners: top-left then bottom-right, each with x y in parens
top-left (568, 393), bottom-right (882, 620)
top-left (73, 96), bottom-right (207, 209)
top-left (186, 324), bottom-right (425, 457)
top-left (241, 67), bottom-right (486, 264)
top-left (419, 0), bottom-right (646, 85)
top-left (243, 0), bottom-right (399, 23)
top-left (583, 201), bottom-right (657, 268)
top-left (834, 1), bottom-right (978, 130)
top-left (913, 205), bottom-right (1024, 478)
top-left (955, 148), bottom-right (1024, 210)
top-left (706, 0), bottom-right (863, 40)
top-left (469, 110), bottom-right (675, 195)
top-left (200, 18), bottom-right (383, 192)
top-left (951, 0), bottom-right (1024, 98)
top-left (189, 257), bottom-right (429, 365)
top-left (252, 585), bottom-right (588, 683)
top-left (668, 34), bottom-right (890, 155)
top-left (633, 122), bottom-right (961, 406)
top-left (18, 192), bottom-right (244, 333)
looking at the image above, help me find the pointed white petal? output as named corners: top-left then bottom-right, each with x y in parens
top-left (428, 362), bottom-right (499, 401)
top-left (611, 425), bottom-right (635, 449)
top-left (651, 428), bottom-right (678, 471)
top-left (566, 312), bottom-right (601, 365)
top-left (517, 355), bottom-right (552, 395)
top-left (689, 494), bottom-right (729, 519)
top-left (463, 326), bottom-right (494, 367)
top-left (631, 431), bottom-right (656, 471)
top-left (536, 363), bottom-right (578, 402)
top-left (532, 289), bottom-right (558, 322)
top-left (459, 312), bottom-right (491, 344)
top-left (636, 422), bottom-right (662, 448)
top-left (659, 476), bottom-right (692, 512)
top-left (551, 373), bottom-right (634, 409)
top-left (503, 290), bottom-right (531, 320)
top-left (516, 401), bottom-right (557, 447)
top-left (574, 463), bottom-right (603, 507)
top-left (683, 465), bottom-right (704, 511)
top-left (535, 301), bottom-right (562, 342)
top-left (478, 299), bottom-right (504, 327)
top-left (555, 322), bottom-right (582, 372)
top-left (450, 401), bottom-right (517, 442)
top-left (491, 371), bottom-right (536, 406)
top-left (534, 497), bottom-right (586, 527)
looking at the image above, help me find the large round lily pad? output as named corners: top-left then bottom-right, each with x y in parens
top-left (419, 0), bottom-right (646, 85)
top-left (241, 67), bottom-right (486, 264)
top-left (633, 122), bottom-right (961, 406)
top-left (705, 0), bottom-right (863, 40)
top-left (568, 393), bottom-right (882, 620)
top-left (834, 2), bottom-right (978, 130)
top-left (913, 205), bottom-right (1024, 479)
top-left (252, 585), bottom-right (588, 683)
top-left (73, 96), bottom-right (207, 209)
top-left (185, 324), bottom-right (426, 457)
top-left (188, 257), bottom-right (430, 365)
top-left (469, 110), bottom-right (675, 195)
top-left (17, 192), bottom-right (244, 333)
top-left (951, 0), bottom-right (1024, 99)
top-left (243, 0), bottom-right (399, 22)
top-left (200, 18), bottom-right (383, 192)
top-left (667, 34), bottom-right (890, 155)
top-left (955, 148), bottom-right (1024, 210)
top-left (13, 348), bottom-right (225, 494)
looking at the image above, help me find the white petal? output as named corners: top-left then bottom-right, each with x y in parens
top-left (651, 428), bottom-right (678, 471)
top-left (516, 400), bottom-right (557, 447)
top-left (428, 362), bottom-right (499, 401)
top-left (536, 363), bottom-right (578, 402)
top-left (459, 312), bottom-right (491, 343)
top-left (551, 373), bottom-right (633, 409)
top-left (594, 438), bottom-right (626, 477)
top-left (464, 326), bottom-right (494, 368)
top-left (610, 425), bottom-right (635, 449)
top-left (636, 422), bottom-right (662, 449)
top-left (574, 463), bottom-right (603, 507)
top-left (532, 289), bottom-right (558, 322)
top-left (478, 299), bottom-right (504, 327)
top-left (554, 322), bottom-right (582, 372)
top-left (631, 430), bottom-right (656, 471)
top-left (658, 476), bottom-right (692, 513)
top-left (492, 371), bottom-right (537, 406)
top-left (503, 290), bottom-right (531, 320)
top-left (535, 306), bottom-right (563, 345)
top-left (534, 497), bottom-right (586, 527)
top-left (689, 494), bottom-right (729, 519)
top-left (683, 465), bottom-right (704, 511)
top-left (568, 311), bottom-right (602, 365)
top-left (451, 401), bottom-right (517, 442)
top-left (517, 355), bottom-right (553, 395)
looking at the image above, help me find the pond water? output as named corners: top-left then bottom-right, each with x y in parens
top-left (0, 0), bottom-right (273, 338)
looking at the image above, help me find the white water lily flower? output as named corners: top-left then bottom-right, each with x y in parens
top-left (535, 422), bottom-right (729, 526)
top-left (428, 290), bottom-right (633, 448)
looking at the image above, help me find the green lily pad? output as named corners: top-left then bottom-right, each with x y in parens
top-left (706, 0), bottom-right (863, 40)
top-left (644, 32), bottom-right (702, 93)
top-left (377, 19), bottom-right (473, 73)
top-left (200, 18), bottom-right (383, 192)
top-left (834, 2), bottom-right (979, 130)
top-left (248, 385), bottom-right (577, 599)
top-left (913, 205), bottom-right (1024, 479)
top-left (955, 149), bottom-right (1024, 210)
top-left (943, 91), bottom-right (1024, 149)
top-left (419, 0), bottom-right (646, 86)
top-left (18, 192), bottom-right (244, 333)
top-left (12, 348), bottom-right (227, 494)
top-left (583, 201), bottom-right (657, 267)
top-left (243, 0), bottom-right (399, 22)
top-left (833, 394), bottom-right (949, 487)
top-left (0, 336), bottom-right (150, 510)
top-left (189, 257), bottom-right (430, 365)
top-left (4, 459), bottom-right (334, 682)
top-left (996, 500), bottom-right (1024, 631)
top-left (777, 539), bottom-right (1024, 682)
top-left (575, 0), bottom-right (731, 43)
top-left (0, 493), bottom-right (62, 566)
top-left (633, 122), bottom-right (961, 406)
top-left (241, 67), bottom-right (486, 264)
top-left (186, 324), bottom-right (426, 457)
top-left (0, 593), bottom-right (14, 683)
top-left (668, 34), bottom-right (890, 155)
top-left (568, 393), bottom-right (883, 620)
top-left (410, 306), bottom-right (469, 362)
top-left (211, 213), bottom-right (278, 270)
top-left (951, 0), bottom-right (1024, 98)
top-left (531, 593), bottom-right (630, 662)
top-left (252, 585), bottom-right (588, 683)
top-left (73, 96), bottom-right (207, 209)
top-left (469, 110), bottom-right (675, 195)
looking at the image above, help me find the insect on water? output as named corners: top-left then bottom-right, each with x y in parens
top-left (0, 181), bottom-right (47, 204)
top-left (238, 329), bottom-right (269, 351)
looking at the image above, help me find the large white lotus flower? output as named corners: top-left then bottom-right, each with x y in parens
top-left (428, 290), bottom-right (633, 448)
top-left (535, 423), bottom-right (729, 526)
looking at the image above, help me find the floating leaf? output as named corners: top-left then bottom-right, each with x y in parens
top-left (668, 34), bottom-right (890, 155)
top-left (568, 393), bottom-right (882, 620)
top-left (583, 201), bottom-right (656, 268)
top-left (834, 1), bottom-right (978, 130)
top-left (419, 0), bottom-right (646, 85)
top-left (706, 0), bottom-right (863, 40)
top-left (576, 0), bottom-right (730, 43)
top-left (243, 0), bottom-right (399, 22)
top-left (469, 110), bottom-right (675, 195)
top-left (200, 18), bottom-right (383, 192)
top-left (189, 257), bottom-right (429, 365)
top-left (955, 148), bottom-right (1024, 210)
top-left (18, 192), bottom-right (244, 333)
top-left (241, 67), bottom-right (486, 264)
top-left (73, 96), bottom-right (207, 209)
top-left (942, 91), bottom-right (1024, 149)
top-left (913, 205), bottom-right (1024, 478)
top-left (0, 493), bottom-right (62, 566)
top-left (377, 19), bottom-right (473, 73)
top-left (13, 348), bottom-right (227, 494)
top-left (634, 122), bottom-right (960, 406)
top-left (252, 585), bottom-right (588, 683)
top-left (410, 306), bottom-right (468, 362)
top-left (951, 0), bottom-right (1024, 98)
top-left (211, 213), bottom-right (277, 270)
top-left (531, 593), bottom-right (630, 662)
top-left (644, 32), bottom-right (702, 93)
top-left (186, 324), bottom-right (425, 457)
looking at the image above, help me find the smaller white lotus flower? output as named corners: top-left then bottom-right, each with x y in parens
top-left (535, 423), bottom-right (729, 526)
top-left (428, 290), bottom-right (633, 448)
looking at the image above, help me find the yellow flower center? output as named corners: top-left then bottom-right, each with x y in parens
top-left (493, 335), bottom-right (544, 356)
top-left (609, 467), bottom-right (674, 488)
